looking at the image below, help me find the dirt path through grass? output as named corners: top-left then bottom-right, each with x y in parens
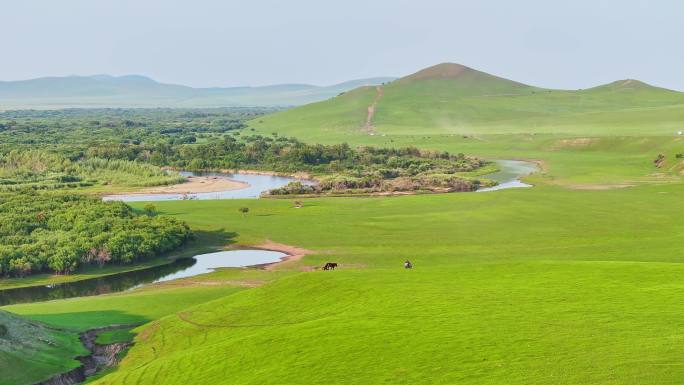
top-left (248, 241), bottom-right (316, 270)
top-left (364, 85), bottom-right (383, 133)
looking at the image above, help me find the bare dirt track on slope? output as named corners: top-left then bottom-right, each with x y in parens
top-left (364, 85), bottom-right (383, 133)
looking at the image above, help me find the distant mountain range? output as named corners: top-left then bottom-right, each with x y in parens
top-left (0, 75), bottom-right (396, 110)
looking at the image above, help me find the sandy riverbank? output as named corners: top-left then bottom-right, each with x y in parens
top-left (130, 175), bottom-right (249, 195)
top-left (238, 241), bottom-right (316, 271)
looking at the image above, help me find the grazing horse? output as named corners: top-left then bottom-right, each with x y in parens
top-left (323, 262), bottom-right (338, 270)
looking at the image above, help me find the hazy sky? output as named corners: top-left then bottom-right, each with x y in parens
top-left (3, 0), bottom-right (683, 90)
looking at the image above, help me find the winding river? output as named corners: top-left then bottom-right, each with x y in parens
top-left (104, 172), bottom-right (313, 202)
top-left (478, 159), bottom-right (537, 192)
top-left (104, 160), bottom-right (536, 202)
top-left (0, 160), bottom-right (537, 306)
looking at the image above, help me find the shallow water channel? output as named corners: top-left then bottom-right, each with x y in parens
top-left (103, 160), bottom-right (536, 202)
top-left (478, 159), bottom-right (538, 192)
top-left (0, 249), bottom-right (286, 306)
top-left (104, 171), bottom-right (313, 202)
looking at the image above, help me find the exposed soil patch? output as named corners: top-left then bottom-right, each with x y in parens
top-left (565, 183), bottom-right (636, 190)
top-left (548, 137), bottom-right (599, 150)
top-left (137, 322), bottom-right (158, 342)
top-left (241, 241), bottom-right (317, 270)
top-left (36, 324), bottom-right (138, 385)
top-left (364, 85), bottom-right (384, 133)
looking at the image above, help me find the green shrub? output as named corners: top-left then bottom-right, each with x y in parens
top-left (0, 191), bottom-right (192, 277)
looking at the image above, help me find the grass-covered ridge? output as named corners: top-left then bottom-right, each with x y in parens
top-left (252, 63), bottom-right (684, 139)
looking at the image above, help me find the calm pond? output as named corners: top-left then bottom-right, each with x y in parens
top-left (0, 249), bottom-right (286, 306)
top-left (478, 160), bottom-right (538, 192)
top-left (104, 171), bottom-right (313, 202)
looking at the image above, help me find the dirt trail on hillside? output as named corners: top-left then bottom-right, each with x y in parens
top-left (364, 85), bottom-right (383, 133)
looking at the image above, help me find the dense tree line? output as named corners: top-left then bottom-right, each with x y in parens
top-left (0, 150), bottom-right (184, 190)
top-left (269, 174), bottom-right (482, 196)
top-left (87, 134), bottom-right (486, 175)
top-left (0, 109), bottom-right (491, 196)
top-left (0, 107), bottom-right (272, 151)
top-left (0, 108), bottom-right (268, 191)
top-left (101, 135), bottom-right (490, 194)
top-left (0, 192), bottom-right (192, 277)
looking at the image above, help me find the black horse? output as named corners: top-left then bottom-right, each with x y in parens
top-left (323, 262), bottom-right (338, 270)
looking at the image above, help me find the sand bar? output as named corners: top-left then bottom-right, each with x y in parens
top-left (123, 175), bottom-right (249, 195)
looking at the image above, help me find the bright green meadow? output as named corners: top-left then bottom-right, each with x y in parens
top-left (3, 63), bottom-right (684, 384)
top-left (7, 181), bottom-right (684, 384)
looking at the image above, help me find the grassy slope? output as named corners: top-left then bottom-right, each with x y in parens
top-left (6, 283), bottom-right (248, 331)
top-left (252, 65), bottom-right (684, 138)
top-left (6, 180), bottom-right (684, 384)
top-left (250, 65), bottom-right (684, 189)
top-left (0, 310), bottom-right (86, 385)
top-left (92, 264), bottom-right (684, 384)
top-left (4, 64), bottom-right (684, 384)
top-left (9, 182), bottom-right (676, 385)
top-left (90, 68), bottom-right (684, 384)
top-left (2, 281), bottom-right (250, 385)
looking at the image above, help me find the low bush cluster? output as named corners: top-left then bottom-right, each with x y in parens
top-left (0, 191), bottom-right (192, 277)
top-left (0, 150), bottom-right (185, 190)
top-left (269, 174), bottom-right (482, 196)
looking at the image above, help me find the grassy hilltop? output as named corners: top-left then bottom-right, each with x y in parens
top-left (253, 62), bottom-right (684, 138)
top-left (253, 63), bottom-right (684, 189)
